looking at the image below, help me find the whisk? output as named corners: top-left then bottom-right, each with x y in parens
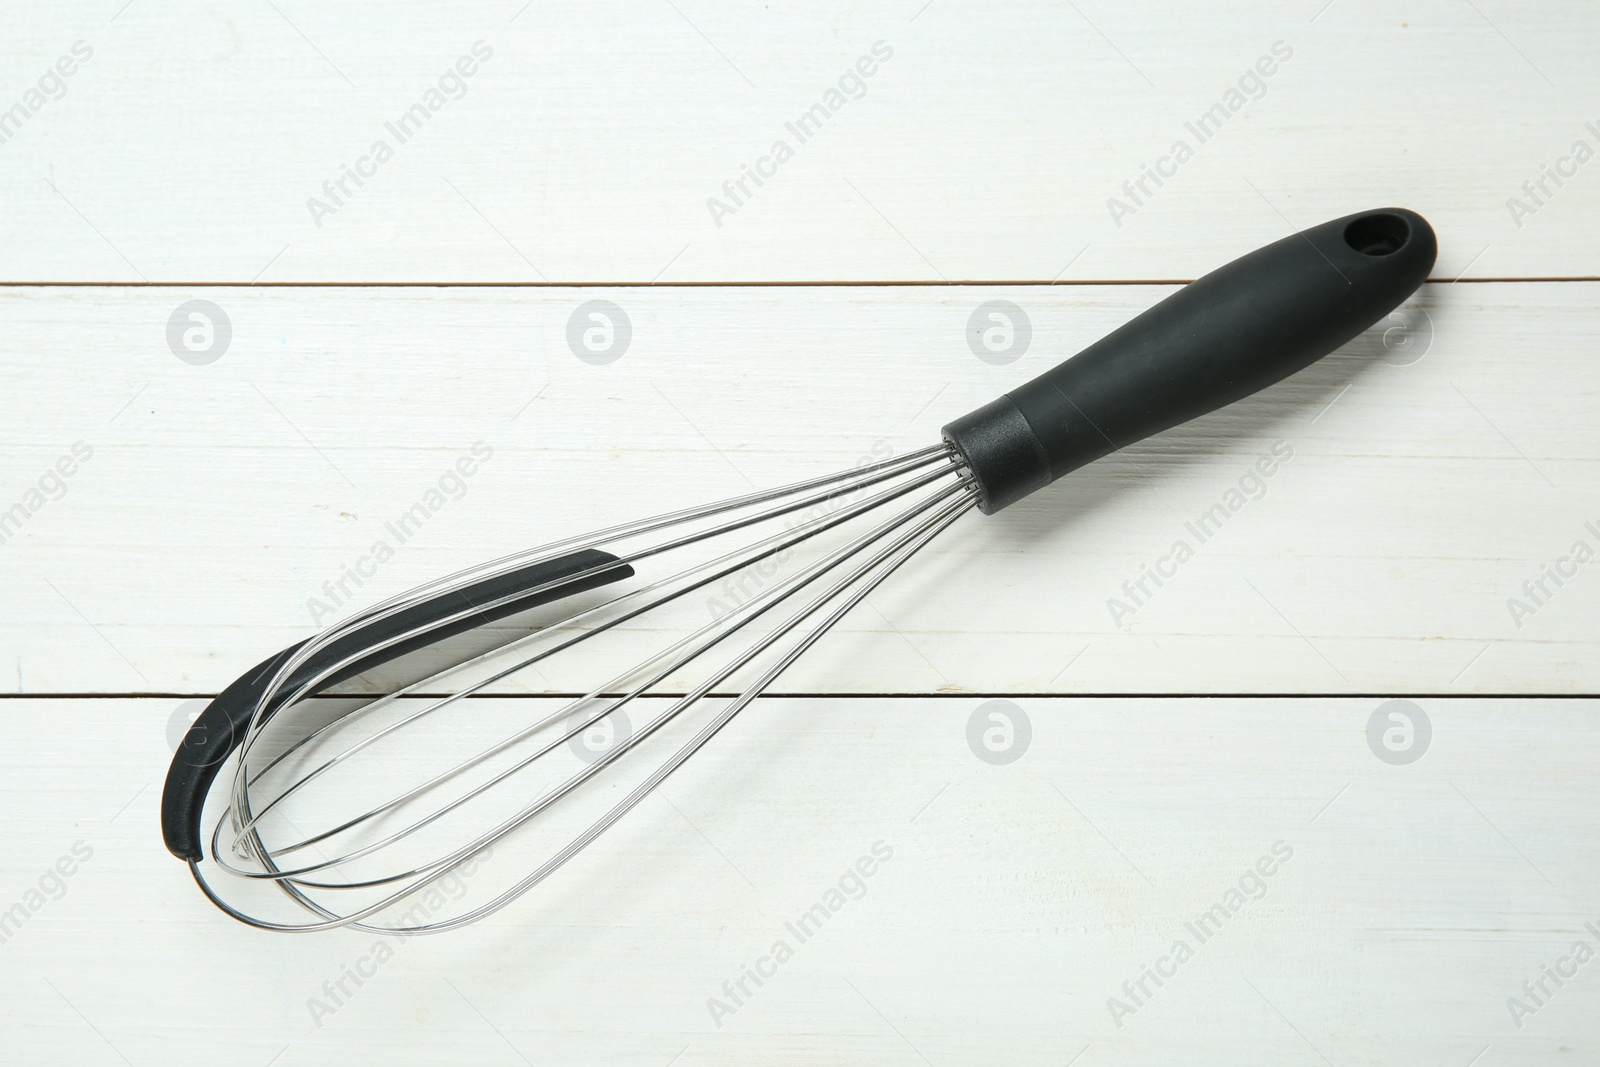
top-left (163, 208), bottom-right (1435, 933)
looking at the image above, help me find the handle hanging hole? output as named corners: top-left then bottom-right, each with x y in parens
top-left (1343, 213), bottom-right (1410, 256)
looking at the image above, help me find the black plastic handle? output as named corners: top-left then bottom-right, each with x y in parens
top-left (160, 548), bottom-right (633, 861)
top-left (943, 208), bottom-right (1436, 512)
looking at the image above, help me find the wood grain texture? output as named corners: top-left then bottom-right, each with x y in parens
top-left (1, 281), bottom-right (1595, 695)
top-left (0, 696), bottom-right (1594, 1065)
top-left (0, 1), bottom-right (1595, 282)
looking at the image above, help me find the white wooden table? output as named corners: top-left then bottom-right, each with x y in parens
top-left (2, 3), bottom-right (1597, 1064)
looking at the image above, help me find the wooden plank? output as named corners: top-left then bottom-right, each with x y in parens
top-left (0, 2), bottom-right (1596, 282)
top-left (0, 695), bottom-right (1595, 1063)
top-left (1, 281), bottom-right (1594, 694)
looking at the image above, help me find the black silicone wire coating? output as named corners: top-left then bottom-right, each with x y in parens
top-left (943, 207), bottom-right (1437, 513)
top-left (159, 548), bottom-right (633, 861)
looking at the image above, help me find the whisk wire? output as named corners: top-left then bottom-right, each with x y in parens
top-left (192, 445), bottom-right (979, 932)
top-left (215, 480), bottom-right (975, 931)
top-left (215, 463), bottom-right (969, 882)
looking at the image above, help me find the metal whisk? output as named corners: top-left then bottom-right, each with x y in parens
top-left (174, 444), bottom-right (975, 932)
top-left (163, 208), bottom-right (1436, 932)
